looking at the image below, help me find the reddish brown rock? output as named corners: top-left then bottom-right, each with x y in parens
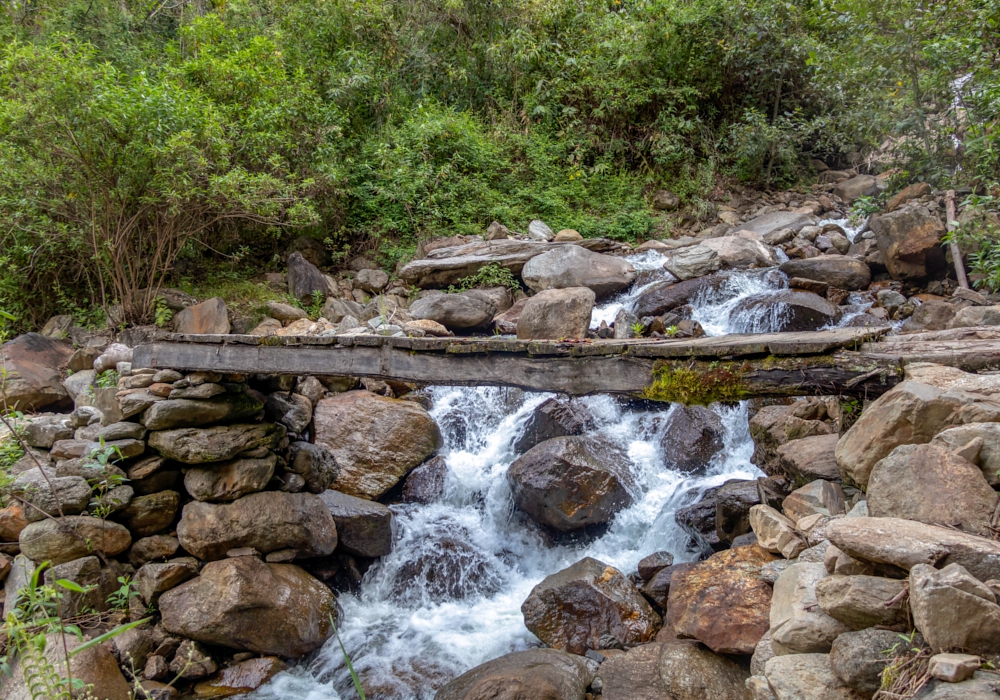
top-left (192, 657), bottom-right (287, 698)
top-left (667, 544), bottom-right (777, 655)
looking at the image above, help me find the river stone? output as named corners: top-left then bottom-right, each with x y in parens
top-left (320, 297), bottom-right (365, 324)
top-left (319, 489), bottom-right (393, 558)
top-left (764, 654), bottom-right (865, 700)
top-left (141, 393), bottom-right (263, 431)
top-left (509, 435), bottom-right (635, 531)
top-left (193, 657), bottom-right (288, 698)
top-left (409, 290), bottom-right (498, 330)
top-left (932, 422), bottom-right (1000, 487)
top-left (750, 505), bottom-right (807, 559)
top-left (4, 632), bottom-right (132, 700)
top-left (833, 174), bottom-right (879, 203)
top-left (667, 545), bottom-right (777, 655)
top-left (638, 551), bottom-right (675, 582)
top-left (148, 423), bottom-right (285, 464)
top-left (314, 391), bottom-right (442, 500)
top-left (870, 204), bottom-right (947, 281)
top-left (160, 556), bottom-right (336, 657)
top-left (631, 275), bottom-right (723, 318)
top-left (910, 563), bottom-right (1000, 654)
top-left (264, 392), bottom-right (312, 434)
top-left (522, 245), bottom-right (636, 299)
top-left (700, 236), bottom-right (780, 268)
top-left (659, 405), bottom-right (725, 473)
top-left (287, 251), bottom-right (330, 302)
top-left (42, 555), bottom-right (110, 616)
top-left (23, 416), bottom-right (73, 448)
top-left (782, 480), bottom-right (846, 522)
top-left (916, 671), bottom-right (1000, 699)
top-left (184, 454), bottom-right (277, 502)
top-left (0, 503), bottom-right (29, 542)
top-left (11, 468), bottom-right (91, 522)
top-left (829, 628), bottom-right (900, 698)
top-left (814, 575), bottom-right (908, 630)
top-left (658, 642), bottom-right (752, 700)
top-left (129, 535), bottom-right (180, 566)
top-left (732, 290), bottom-right (841, 332)
top-left (927, 654), bottom-right (980, 684)
top-left (135, 557), bottom-right (199, 604)
top-left (285, 441), bottom-right (339, 494)
top-left (516, 287), bottom-right (595, 340)
top-left (770, 563), bottom-right (850, 655)
top-left (177, 491), bottom-right (337, 561)
top-left (950, 305), bottom-right (1000, 328)
top-left (596, 643), bottom-right (668, 700)
top-left (715, 480), bottom-right (764, 544)
top-left (749, 398), bottom-right (836, 476)
top-left (664, 245), bottom-right (722, 281)
top-left (642, 562), bottom-right (696, 609)
top-left (402, 455), bottom-right (448, 504)
top-left (173, 297), bottom-right (230, 335)
top-left (521, 557), bottom-right (661, 654)
top-left (867, 443), bottom-right (998, 535)
top-left (1, 333), bottom-right (73, 412)
top-left (434, 648), bottom-right (596, 700)
top-left (118, 490), bottom-right (180, 537)
top-left (776, 434), bottom-right (841, 486)
top-left (732, 212), bottom-right (816, 239)
top-left (512, 397), bottom-right (593, 454)
top-left (779, 256), bottom-right (871, 291)
top-left (835, 381), bottom-right (969, 488)
top-left (19, 516), bottom-right (131, 566)
top-left (387, 532), bottom-right (503, 603)
top-left (676, 485), bottom-right (725, 551)
top-left (826, 516), bottom-right (1000, 582)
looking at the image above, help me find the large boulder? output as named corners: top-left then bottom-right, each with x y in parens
top-left (287, 251), bottom-right (330, 302)
top-left (950, 305), bottom-right (1000, 329)
top-left (835, 381), bottom-right (970, 488)
top-left (833, 175), bottom-right (879, 203)
top-left (1, 333), bottom-right (72, 411)
top-left (631, 275), bottom-right (722, 318)
top-left (749, 505), bottom-right (808, 560)
top-left (434, 648), bottom-right (596, 700)
top-left (781, 480), bottom-right (845, 522)
top-left (596, 643), bottom-right (670, 700)
top-left (667, 545), bottom-right (777, 654)
top-left (173, 297), bottom-right (230, 335)
top-left (4, 632), bottom-right (132, 700)
top-left (176, 491), bottom-right (338, 561)
top-left (512, 397), bottom-right (593, 453)
top-left (658, 643), bottom-right (752, 700)
top-left (141, 393), bottom-right (263, 431)
top-left (815, 574), bottom-right (909, 630)
top-left (829, 628), bottom-right (900, 698)
top-left (134, 557), bottom-right (199, 604)
top-left (314, 391), bottom-right (442, 500)
top-left (732, 290), bottom-right (841, 332)
top-left (521, 557), bottom-right (661, 654)
top-left (521, 246), bottom-right (636, 299)
top-left (825, 517), bottom-right (1000, 583)
top-left (19, 516), bottom-right (131, 566)
top-left (507, 436), bottom-right (634, 531)
top-left (183, 453), bottom-right (277, 502)
top-left (764, 654), bottom-right (865, 700)
top-left (776, 434), bottom-right (841, 486)
top-left (663, 245), bottom-right (722, 281)
top-left (409, 290), bottom-right (498, 330)
top-left (769, 563), bottom-right (850, 655)
top-left (159, 556), bottom-right (337, 657)
top-left (866, 443), bottom-right (998, 535)
top-left (869, 204), bottom-right (947, 280)
top-left (675, 486), bottom-right (725, 551)
top-left (909, 563), bottom-right (1000, 654)
top-left (516, 287), bottom-right (595, 340)
top-left (148, 423), bottom-right (285, 464)
top-left (779, 256), bottom-right (871, 292)
top-left (402, 455), bottom-right (448, 504)
top-left (659, 405), bottom-right (725, 473)
top-left (932, 422), bottom-right (1000, 487)
top-left (319, 489), bottom-right (393, 558)
top-left (700, 236), bottom-right (780, 269)
top-left (385, 530), bottom-right (503, 603)
top-left (749, 399), bottom-right (837, 477)
top-left (731, 212), bottom-right (816, 239)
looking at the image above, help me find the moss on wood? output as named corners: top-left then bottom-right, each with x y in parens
top-left (642, 360), bottom-right (752, 405)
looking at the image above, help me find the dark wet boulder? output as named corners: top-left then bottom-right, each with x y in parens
top-left (435, 648), bottom-right (596, 700)
top-left (632, 276), bottom-right (723, 318)
top-left (675, 485), bottom-right (725, 552)
top-left (870, 203), bottom-right (947, 281)
top-left (637, 551), bottom-right (675, 582)
top-left (287, 251), bottom-right (331, 303)
top-left (409, 290), bottom-right (498, 330)
top-left (386, 535), bottom-right (503, 603)
top-left (402, 455), bottom-right (448, 504)
top-left (512, 397), bottom-right (594, 454)
top-left (521, 557), bottom-right (661, 654)
top-left (779, 256), bottom-right (871, 291)
top-left (507, 436), bottom-right (635, 531)
top-left (658, 406), bottom-right (725, 473)
top-left (319, 490), bottom-right (393, 558)
top-left (732, 290), bottom-right (841, 332)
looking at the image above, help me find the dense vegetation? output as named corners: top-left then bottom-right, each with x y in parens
top-left (0, 0), bottom-right (997, 328)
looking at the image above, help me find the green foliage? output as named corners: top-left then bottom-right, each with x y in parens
top-left (449, 263), bottom-right (519, 293)
top-left (630, 321), bottom-right (646, 338)
top-left (94, 371), bottom-right (119, 389)
top-left (849, 195), bottom-right (882, 226)
top-left (106, 576), bottom-right (139, 611)
top-left (331, 614), bottom-right (365, 700)
top-left (153, 298), bottom-right (174, 328)
top-left (943, 196), bottom-right (1000, 293)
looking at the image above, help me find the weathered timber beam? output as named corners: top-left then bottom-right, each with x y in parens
top-left (133, 340), bottom-right (903, 401)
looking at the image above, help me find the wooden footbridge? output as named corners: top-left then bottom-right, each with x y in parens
top-left (132, 326), bottom-right (1000, 403)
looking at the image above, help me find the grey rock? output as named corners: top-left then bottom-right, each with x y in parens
top-left (910, 563), bottom-right (1000, 654)
top-left (779, 256), bottom-right (871, 291)
top-left (815, 575), bottom-right (909, 630)
top-left (732, 290), bottom-right (841, 332)
top-left (19, 516), bottom-right (131, 566)
top-left (264, 392), bottom-right (312, 434)
top-left (409, 290), bottom-right (497, 330)
top-left (435, 648), bottom-right (596, 700)
top-left (829, 628), bottom-right (901, 698)
top-left (932, 422), bottom-right (1000, 487)
top-left (765, 653), bottom-right (865, 700)
top-left (148, 423), bottom-right (285, 464)
top-left (319, 490), bottom-right (392, 558)
top-left (141, 394), bottom-right (263, 431)
top-left (286, 441), bottom-right (339, 494)
top-left (11, 468), bottom-right (91, 522)
top-left (522, 245), bottom-right (636, 299)
top-left (184, 454), bottom-right (277, 502)
top-left (173, 297), bottom-right (230, 335)
top-left (527, 220), bottom-right (555, 241)
top-left (516, 287), bottom-right (595, 340)
top-left (135, 557), bottom-right (199, 604)
top-left (664, 245), bottom-right (722, 281)
top-left (513, 397), bottom-right (594, 454)
top-left (119, 490), bottom-right (181, 537)
top-left (287, 251), bottom-right (330, 303)
top-left (658, 642), bottom-right (752, 700)
top-left (770, 563), bottom-right (850, 654)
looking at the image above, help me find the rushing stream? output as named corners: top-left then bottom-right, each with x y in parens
top-left (251, 249), bottom-right (860, 700)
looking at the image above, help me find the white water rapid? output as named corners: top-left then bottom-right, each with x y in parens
top-left (251, 253), bottom-right (847, 700)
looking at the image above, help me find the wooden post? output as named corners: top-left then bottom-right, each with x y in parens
top-left (946, 189), bottom-right (971, 289)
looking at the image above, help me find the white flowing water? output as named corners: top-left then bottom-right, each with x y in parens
top-left (253, 254), bottom-right (843, 700)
